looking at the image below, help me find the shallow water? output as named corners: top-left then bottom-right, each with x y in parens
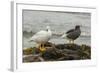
top-left (23, 35), bottom-right (91, 49)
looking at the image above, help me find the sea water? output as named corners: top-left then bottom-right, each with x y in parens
top-left (22, 10), bottom-right (91, 49)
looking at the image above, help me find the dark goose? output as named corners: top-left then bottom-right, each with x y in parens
top-left (62, 25), bottom-right (81, 43)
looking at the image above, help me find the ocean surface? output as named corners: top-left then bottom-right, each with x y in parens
top-left (22, 10), bottom-right (91, 49)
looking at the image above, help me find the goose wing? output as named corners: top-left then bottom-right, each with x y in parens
top-left (29, 30), bottom-right (47, 41)
top-left (66, 29), bottom-right (74, 34)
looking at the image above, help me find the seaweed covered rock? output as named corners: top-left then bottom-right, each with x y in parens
top-left (78, 44), bottom-right (91, 59)
top-left (23, 42), bottom-right (91, 62)
top-left (55, 44), bottom-right (81, 50)
top-left (23, 47), bottom-right (39, 55)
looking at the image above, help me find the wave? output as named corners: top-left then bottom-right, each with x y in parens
top-left (23, 30), bottom-right (91, 38)
top-left (80, 32), bottom-right (91, 37)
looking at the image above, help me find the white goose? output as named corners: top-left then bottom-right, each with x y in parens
top-left (29, 26), bottom-right (52, 52)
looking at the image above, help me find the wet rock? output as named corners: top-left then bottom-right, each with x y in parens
top-left (23, 54), bottom-right (44, 62)
top-left (55, 44), bottom-right (81, 50)
top-left (78, 44), bottom-right (91, 59)
top-left (23, 47), bottom-right (35, 55)
top-left (23, 42), bottom-right (91, 62)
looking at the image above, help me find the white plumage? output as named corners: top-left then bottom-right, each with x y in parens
top-left (29, 26), bottom-right (52, 44)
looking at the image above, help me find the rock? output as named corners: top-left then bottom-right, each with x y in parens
top-left (23, 47), bottom-right (34, 55)
top-left (23, 54), bottom-right (44, 62)
top-left (55, 44), bottom-right (81, 50)
top-left (78, 44), bottom-right (91, 59)
top-left (23, 42), bottom-right (91, 62)
top-left (23, 47), bottom-right (41, 55)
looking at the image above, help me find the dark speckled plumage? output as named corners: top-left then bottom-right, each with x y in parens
top-left (66, 25), bottom-right (81, 41)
